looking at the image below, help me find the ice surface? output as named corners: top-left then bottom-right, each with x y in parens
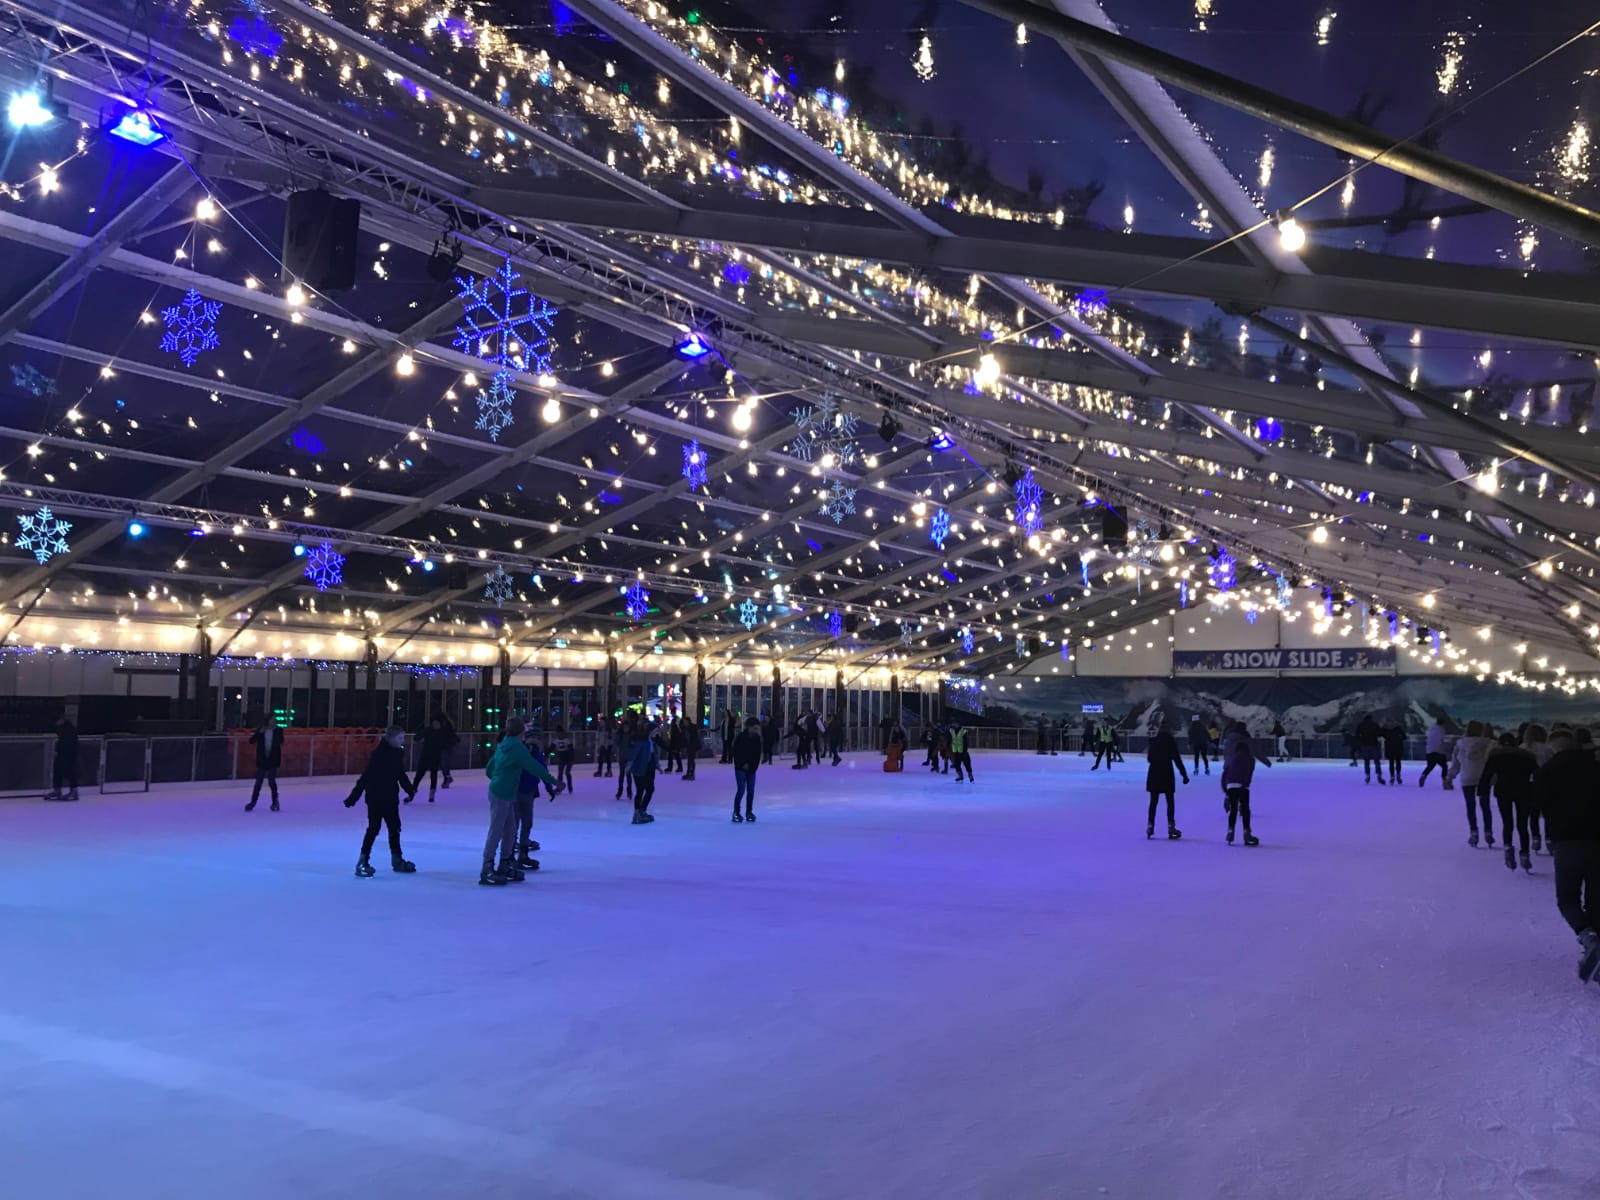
top-left (2, 753), bottom-right (1598, 1199)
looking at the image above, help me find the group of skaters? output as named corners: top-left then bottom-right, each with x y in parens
top-left (919, 718), bottom-right (975, 780)
top-left (1140, 716), bottom-right (1273, 846)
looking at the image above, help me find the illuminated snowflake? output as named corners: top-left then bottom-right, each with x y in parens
top-left (1276, 572), bottom-right (1293, 610)
top-left (475, 372), bottom-right (517, 442)
top-left (930, 506), bottom-right (950, 549)
top-left (901, 623), bottom-right (914, 647)
top-left (1015, 635), bottom-right (1028, 659)
top-left (828, 610), bottom-right (842, 639)
top-left (158, 288), bottom-right (221, 368)
top-left (15, 505), bottom-right (70, 563)
top-left (1013, 468), bottom-right (1044, 537)
top-left (453, 256), bottom-right (557, 376)
top-left (739, 597), bottom-right (759, 629)
top-left (682, 440), bottom-right (708, 490)
top-left (303, 541), bottom-right (344, 591)
top-left (624, 581), bottom-right (649, 621)
top-left (484, 565), bottom-right (515, 606)
top-left (1246, 608), bottom-right (1259, 625)
top-left (1208, 546), bottom-right (1237, 592)
top-left (960, 627), bottom-right (975, 655)
top-left (820, 480), bottom-right (856, 524)
top-left (791, 396), bottom-right (860, 471)
top-left (10, 363), bottom-right (54, 397)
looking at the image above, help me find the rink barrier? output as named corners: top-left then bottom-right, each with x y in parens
top-left (0, 730), bottom-right (1425, 794)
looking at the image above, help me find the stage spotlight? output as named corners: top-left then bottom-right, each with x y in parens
top-left (929, 429), bottom-right (955, 452)
top-left (426, 233), bottom-right (463, 282)
top-left (676, 333), bottom-right (712, 359)
top-left (8, 88), bottom-right (60, 129)
top-left (127, 519), bottom-right (146, 538)
top-left (108, 109), bottom-right (164, 146)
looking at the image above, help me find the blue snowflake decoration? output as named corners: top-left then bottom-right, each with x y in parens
top-left (303, 541), bottom-right (344, 591)
top-left (229, 12), bottom-right (283, 58)
top-left (682, 440), bottom-right (708, 490)
top-left (1255, 416), bottom-right (1283, 444)
top-left (484, 565), bottom-right (515, 606)
top-left (1015, 635), bottom-right (1028, 659)
top-left (290, 425), bottom-right (324, 456)
top-left (1080, 553), bottom-right (1092, 588)
top-left (1389, 612), bottom-right (1400, 640)
top-left (791, 396), bottom-right (860, 471)
top-left (960, 626), bottom-right (974, 655)
top-left (1208, 547), bottom-right (1237, 592)
top-left (15, 505), bottom-right (71, 563)
top-left (158, 289), bottom-right (221, 368)
top-left (624, 581), bottom-right (649, 621)
top-left (1246, 608), bottom-right (1259, 625)
top-left (10, 363), bottom-right (54, 397)
top-left (453, 256), bottom-right (557, 377)
top-left (820, 480), bottom-right (856, 524)
top-left (1180, 578), bottom-right (1189, 608)
top-left (1013, 468), bottom-right (1044, 536)
top-left (828, 610), bottom-right (842, 639)
top-left (930, 506), bottom-right (950, 549)
top-left (739, 597), bottom-right (760, 629)
top-left (475, 372), bottom-right (517, 442)
top-left (901, 622), bottom-right (915, 647)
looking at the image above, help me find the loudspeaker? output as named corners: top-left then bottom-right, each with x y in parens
top-left (1100, 507), bottom-right (1128, 546)
top-left (445, 565), bottom-right (470, 590)
top-left (282, 189), bottom-right (361, 292)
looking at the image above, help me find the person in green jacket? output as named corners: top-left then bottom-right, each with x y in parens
top-left (949, 721), bottom-right (973, 782)
top-left (483, 717), bottom-right (557, 886)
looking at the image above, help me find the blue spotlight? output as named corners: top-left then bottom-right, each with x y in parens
top-left (8, 90), bottom-right (55, 129)
top-left (127, 520), bottom-right (146, 538)
top-left (676, 333), bottom-right (712, 359)
top-left (292, 542), bottom-right (306, 557)
top-left (929, 429), bottom-right (955, 452)
top-left (109, 109), bottom-right (164, 146)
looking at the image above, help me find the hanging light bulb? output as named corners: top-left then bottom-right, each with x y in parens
top-left (731, 404), bottom-right (753, 432)
top-left (1276, 209), bottom-right (1307, 253)
top-left (1311, 525), bottom-right (1328, 544)
top-left (974, 353), bottom-right (1001, 388)
top-left (542, 396), bottom-right (561, 423)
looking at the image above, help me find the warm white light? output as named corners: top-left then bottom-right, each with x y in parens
top-left (195, 197), bottom-right (218, 221)
top-left (1277, 214), bottom-right (1307, 253)
top-left (1311, 525), bottom-right (1328, 544)
top-left (731, 406), bottom-right (752, 432)
top-left (1538, 561), bottom-right (1554, 578)
top-left (1422, 593), bottom-right (1436, 609)
top-left (395, 353), bottom-right (415, 377)
top-left (975, 353), bottom-right (1001, 387)
top-left (285, 283), bottom-right (306, 307)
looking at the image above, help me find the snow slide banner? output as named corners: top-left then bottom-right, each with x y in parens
top-left (1172, 647), bottom-right (1396, 674)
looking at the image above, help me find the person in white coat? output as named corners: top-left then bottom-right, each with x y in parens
top-left (1449, 720), bottom-right (1494, 847)
top-left (1418, 719), bottom-right (1452, 789)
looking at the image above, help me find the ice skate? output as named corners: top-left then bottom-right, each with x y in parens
top-left (269, 800), bottom-right (279, 812)
top-left (1484, 831), bottom-right (1495, 847)
top-left (65, 789), bottom-right (79, 802)
top-left (631, 812), bottom-right (654, 824)
top-left (1504, 847), bottom-right (1516, 870)
top-left (355, 858), bottom-right (376, 877)
top-left (1579, 931), bottom-right (1600, 984)
top-left (1468, 830), bottom-right (1480, 847)
top-left (1226, 829), bottom-right (1235, 844)
top-left (479, 866), bottom-right (507, 886)
top-left (441, 775), bottom-right (453, 789)
top-left (516, 851), bottom-right (540, 870)
top-left (1146, 824), bottom-right (1154, 839)
top-left (1167, 825), bottom-right (1182, 840)
top-left (391, 854), bottom-right (416, 873)
top-left (1520, 851), bottom-right (1533, 872)
top-left (1243, 833), bottom-right (1260, 847)
top-left (732, 811), bottom-right (743, 822)
top-left (42, 789), bottom-right (60, 802)
top-left (1532, 834), bottom-right (1543, 855)
top-left (244, 800), bottom-right (255, 811)
top-left (428, 786), bottom-right (436, 803)
top-left (745, 811), bottom-right (755, 822)
top-left (498, 861), bottom-right (526, 883)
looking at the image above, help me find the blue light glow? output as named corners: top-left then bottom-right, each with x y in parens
top-left (127, 521), bottom-right (145, 538)
top-left (109, 109), bottom-right (164, 146)
top-left (677, 333), bottom-right (712, 359)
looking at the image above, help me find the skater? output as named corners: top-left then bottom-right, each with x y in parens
top-left (45, 713), bottom-right (79, 802)
top-left (730, 715), bottom-right (762, 822)
top-left (664, 717), bottom-right (685, 774)
top-left (719, 708), bottom-right (737, 764)
top-left (1480, 732), bottom-right (1538, 871)
top-left (826, 711), bottom-right (844, 766)
top-left (1381, 719), bottom-right (1406, 785)
top-left (525, 737), bottom-right (561, 801)
top-left (1270, 718), bottom-right (1290, 762)
top-left (436, 712), bottom-right (458, 788)
top-left (614, 713), bottom-right (637, 803)
top-left (791, 710), bottom-right (813, 769)
top-left (1449, 720), bottom-right (1494, 846)
top-left (1144, 718), bottom-right (1190, 840)
top-left (949, 720), bottom-right (973, 781)
top-left (1418, 718), bottom-right (1451, 788)
top-left (761, 713), bottom-right (779, 765)
top-left (1052, 717), bottom-right (1065, 756)
top-left (512, 730), bottom-right (547, 874)
top-left (553, 731), bottom-right (575, 793)
top-left (412, 714), bottom-right (454, 801)
top-left (627, 723), bottom-right (660, 824)
top-left (246, 716), bottom-right (282, 811)
top-left (1091, 721), bottom-right (1115, 771)
top-left (1079, 715), bottom-right (1095, 757)
top-left (1036, 717), bottom-right (1050, 755)
top-left (1356, 714), bottom-right (1384, 784)
top-left (1524, 724), bottom-right (1553, 854)
top-left (1533, 730), bottom-right (1600, 983)
top-left (1187, 714), bottom-right (1211, 775)
top-left (682, 717), bottom-right (700, 782)
top-left (595, 721), bottom-right (615, 777)
top-left (1219, 722), bottom-right (1272, 845)
top-left (344, 725), bottom-right (417, 877)
top-left (482, 717), bottom-right (556, 885)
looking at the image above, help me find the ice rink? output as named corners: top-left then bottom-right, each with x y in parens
top-left (2, 750), bottom-right (1596, 1199)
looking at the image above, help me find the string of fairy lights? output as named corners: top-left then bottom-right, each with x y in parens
top-left (0, 0), bottom-right (1595, 697)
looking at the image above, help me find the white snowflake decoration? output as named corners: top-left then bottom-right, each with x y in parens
top-left (10, 363), bottom-right (54, 397)
top-left (739, 597), bottom-right (760, 629)
top-left (960, 626), bottom-right (974, 655)
top-left (475, 372), bottom-right (517, 442)
top-left (484, 565), bottom-right (515, 606)
top-left (900, 623), bottom-right (914, 647)
top-left (1276, 572), bottom-right (1293, 610)
top-left (453, 257), bottom-right (557, 376)
top-left (790, 397), bottom-right (860, 472)
top-left (820, 480), bottom-right (856, 524)
top-left (15, 505), bottom-right (70, 563)
top-left (159, 288), bottom-right (221, 368)
top-left (303, 541), bottom-right (344, 591)
top-left (1015, 634), bottom-right (1028, 659)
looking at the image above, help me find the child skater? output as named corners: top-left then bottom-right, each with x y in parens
top-left (627, 724), bottom-right (660, 824)
top-left (483, 718), bottom-right (558, 885)
top-left (1144, 718), bottom-right (1189, 840)
top-left (730, 715), bottom-right (763, 822)
top-left (344, 725), bottom-right (418, 877)
top-left (1219, 722), bottom-right (1272, 846)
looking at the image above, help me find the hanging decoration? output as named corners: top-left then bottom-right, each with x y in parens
top-left (681, 440), bottom-right (708, 490)
top-left (1276, 572), bottom-right (1293, 611)
top-left (1013, 468), bottom-right (1044, 537)
top-left (901, 622), bottom-right (915, 647)
top-left (738, 597), bottom-right (760, 629)
top-left (820, 480), bottom-right (856, 524)
top-left (790, 396), bottom-right (860, 470)
top-left (1180, 578), bottom-right (1189, 608)
top-left (158, 288), bottom-right (221, 368)
top-left (828, 610), bottom-right (842, 639)
top-left (1015, 635), bottom-right (1028, 659)
top-left (15, 505), bottom-right (71, 563)
top-left (961, 626), bottom-right (974, 655)
top-left (930, 506), bottom-right (950, 549)
top-left (9, 363), bottom-right (54, 397)
top-left (475, 373), bottom-right (517, 443)
top-left (624, 581), bottom-right (649, 621)
top-left (484, 565), bottom-right (515, 606)
top-left (454, 256), bottom-right (558, 442)
top-left (303, 541), bottom-right (344, 591)
top-left (1208, 546), bottom-right (1237, 592)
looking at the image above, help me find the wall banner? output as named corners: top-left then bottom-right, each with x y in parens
top-left (1172, 647), bottom-right (1396, 674)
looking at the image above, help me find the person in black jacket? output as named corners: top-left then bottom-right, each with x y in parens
top-left (1356, 714), bottom-right (1384, 784)
top-left (1145, 721), bottom-right (1191, 839)
top-left (730, 716), bottom-right (763, 822)
top-left (412, 714), bottom-right (455, 801)
top-left (46, 714), bottom-right (79, 802)
top-left (1533, 731), bottom-right (1600, 982)
top-left (1381, 719), bottom-right (1406, 785)
top-left (246, 717), bottom-right (283, 811)
top-left (682, 718), bottom-right (701, 782)
top-left (344, 726), bottom-right (417, 876)
top-left (826, 712), bottom-right (845, 765)
top-left (1187, 715), bottom-right (1211, 776)
top-left (1481, 733), bottom-right (1539, 871)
